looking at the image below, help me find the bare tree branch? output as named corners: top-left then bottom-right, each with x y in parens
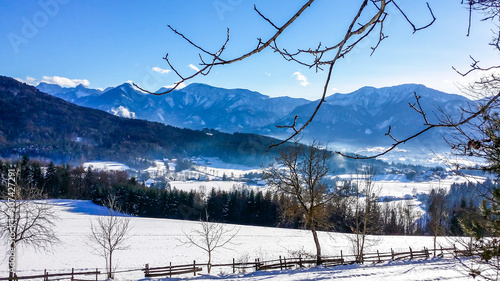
top-left (337, 90), bottom-right (500, 159)
top-left (453, 56), bottom-right (500, 77)
top-left (134, 0), bottom-right (436, 152)
top-left (392, 1), bottom-right (436, 33)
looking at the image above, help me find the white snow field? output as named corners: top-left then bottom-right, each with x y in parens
top-left (0, 200), bottom-right (484, 281)
top-left (83, 161), bottom-right (131, 171)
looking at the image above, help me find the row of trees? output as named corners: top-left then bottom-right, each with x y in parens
top-left (0, 157), bottom-right (438, 236)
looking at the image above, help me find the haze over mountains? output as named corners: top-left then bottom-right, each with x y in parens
top-left (37, 81), bottom-right (474, 155)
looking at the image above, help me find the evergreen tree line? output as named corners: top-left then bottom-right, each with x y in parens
top-left (422, 180), bottom-right (493, 237)
top-left (0, 157), bottom-right (490, 236)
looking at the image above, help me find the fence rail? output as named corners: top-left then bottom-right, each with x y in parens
top-left (1, 245), bottom-right (480, 280)
top-left (0, 269), bottom-right (100, 281)
top-left (140, 245), bottom-right (476, 278)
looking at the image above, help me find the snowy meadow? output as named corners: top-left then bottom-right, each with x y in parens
top-left (0, 199), bottom-right (481, 281)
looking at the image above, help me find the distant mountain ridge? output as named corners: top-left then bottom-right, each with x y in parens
top-left (0, 76), bottom-right (282, 166)
top-left (267, 84), bottom-right (473, 151)
top-left (36, 81), bottom-right (475, 153)
top-left (37, 82), bottom-right (310, 133)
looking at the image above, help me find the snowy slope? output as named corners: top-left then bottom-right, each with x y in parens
top-left (1, 200), bottom-right (476, 281)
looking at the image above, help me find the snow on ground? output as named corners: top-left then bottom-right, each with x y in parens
top-left (195, 259), bottom-right (474, 281)
top-left (0, 200), bottom-right (473, 281)
top-left (335, 173), bottom-right (484, 198)
top-left (83, 161), bottom-right (131, 171)
top-left (192, 157), bottom-right (261, 173)
top-left (168, 181), bottom-right (260, 194)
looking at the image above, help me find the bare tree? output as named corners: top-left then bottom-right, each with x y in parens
top-left (347, 166), bottom-right (381, 262)
top-left (402, 198), bottom-right (419, 235)
top-left (265, 141), bottom-right (339, 265)
top-left (88, 195), bottom-right (131, 279)
top-left (0, 168), bottom-right (59, 280)
top-left (426, 187), bottom-right (448, 256)
top-left (180, 212), bottom-right (239, 273)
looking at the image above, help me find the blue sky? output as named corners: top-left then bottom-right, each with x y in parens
top-left (0, 0), bottom-right (498, 100)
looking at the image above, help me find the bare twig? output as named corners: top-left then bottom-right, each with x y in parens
top-left (337, 91), bottom-right (500, 159)
top-left (135, 0), bottom-right (437, 152)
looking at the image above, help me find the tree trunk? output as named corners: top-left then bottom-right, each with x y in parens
top-left (208, 250), bottom-right (212, 273)
top-left (310, 225), bottom-right (322, 265)
top-left (108, 251), bottom-right (113, 279)
top-left (433, 234), bottom-right (437, 257)
top-left (360, 198), bottom-right (370, 263)
top-left (8, 241), bottom-right (15, 281)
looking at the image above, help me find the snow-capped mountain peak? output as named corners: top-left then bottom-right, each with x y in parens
top-left (36, 82), bottom-right (472, 153)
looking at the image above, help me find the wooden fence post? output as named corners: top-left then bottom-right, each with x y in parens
top-left (145, 263), bottom-right (149, 277)
top-left (391, 248), bottom-right (394, 260)
top-left (340, 250), bottom-right (343, 264)
top-left (409, 247), bottom-right (413, 259)
top-left (193, 260), bottom-right (196, 276)
top-left (454, 244), bottom-right (457, 258)
top-left (44, 269), bottom-right (48, 281)
top-left (283, 257), bottom-right (287, 269)
top-left (299, 255), bottom-right (302, 267)
top-left (233, 258), bottom-right (235, 274)
top-left (279, 256), bottom-right (283, 271)
top-left (377, 250), bottom-right (381, 263)
top-left (440, 246), bottom-right (444, 257)
top-left (170, 262), bottom-right (172, 277)
top-left (71, 268), bottom-right (74, 281)
top-left (425, 247), bottom-right (429, 259)
top-left (95, 268), bottom-right (98, 281)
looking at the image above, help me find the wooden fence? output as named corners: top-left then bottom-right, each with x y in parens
top-left (141, 245), bottom-right (477, 278)
top-left (0, 268), bottom-right (100, 281)
top-left (0, 245), bottom-right (479, 280)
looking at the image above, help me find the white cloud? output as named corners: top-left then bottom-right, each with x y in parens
top-left (15, 76), bottom-right (38, 86)
top-left (152, 66), bottom-right (171, 74)
top-left (293, 71), bottom-right (309, 86)
top-left (41, 76), bottom-right (90, 87)
top-left (161, 82), bottom-right (187, 90)
top-left (16, 76), bottom-right (90, 87)
top-left (188, 64), bottom-right (201, 72)
top-left (265, 72), bottom-right (271, 77)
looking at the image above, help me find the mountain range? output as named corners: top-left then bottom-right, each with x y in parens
top-left (0, 76), bottom-right (286, 167)
top-left (37, 81), bottom-right (475, 154)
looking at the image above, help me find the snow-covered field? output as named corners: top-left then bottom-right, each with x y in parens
top-left (84, 161), bottom-right (131, 171)
top-left (335, 173), bottom-right (483, 198)
top-left (24, 159), bottom-right (488, 280)
top-left (0, 200), bottom-right (481, 281)
top-left (168, 181), bottom-right (252, 194)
